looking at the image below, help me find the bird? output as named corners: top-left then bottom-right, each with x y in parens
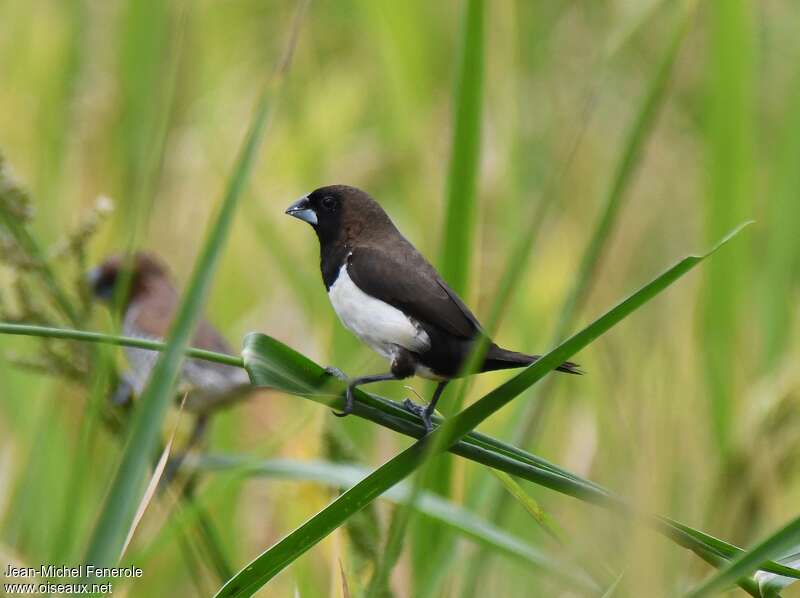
top-left (88, 252), bottom-right (256, 489)
top-left (87, 252), bottom-right (253, 477)
top-left (285, 185), bottom-right (581, 432)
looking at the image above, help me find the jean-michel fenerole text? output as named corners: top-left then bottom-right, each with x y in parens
top-left (5, 563), bottom-right (143, 579)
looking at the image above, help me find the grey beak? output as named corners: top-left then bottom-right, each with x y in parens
top-left (86, 266), bottom-right (102, 289)
top-left (285, 196), bottom-right (317, 225)
top-left (86, 266), bottom-right (112, 300)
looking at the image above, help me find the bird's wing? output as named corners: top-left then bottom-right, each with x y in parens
top-left (127, 290), bottom-right (234, 354)
top-left (193, 318), bottom-right (235, 355)
top-left (125, 292), bottom-right (176, 340)
top-left (347, 245), bottom-right (482, 339)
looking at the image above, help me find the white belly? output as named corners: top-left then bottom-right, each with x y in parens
top-left (328, 264), bottom-right (430, 362)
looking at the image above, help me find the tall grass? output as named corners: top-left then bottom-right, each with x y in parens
top-left (457, 4), bottom-right (696, 592)
top-left (414, 0), bottom-right (485, 589)
top-left (760, 73), bottom-right (800, 370)
top-left (702, 0), bottom-right (755, 457)
top-left (437, 0), bottom-right (485, 300)
top-left (519, 0), bottom-right (696, 442)
top-left (1, 1), bottom-right (799, 597)
top-left (82, 73), bottom-right (277, 569)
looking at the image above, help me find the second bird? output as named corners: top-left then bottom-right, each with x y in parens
top-left (286, 185), bottom-right (581, 432)
top-left (88, 252), bottom-right (251, 411)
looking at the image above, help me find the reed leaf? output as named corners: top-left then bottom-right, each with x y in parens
top-left (422, 0), bottom-right (488, 576)
top-left (190, 455), bottom-right (599, 593)
top-left (702, 0), bottom-right (755, 454)
top-left (438, 0), bottom-right (485, 298)
top-left (686, 517), bottom-right (800, 598)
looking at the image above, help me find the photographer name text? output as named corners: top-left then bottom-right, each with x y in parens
top-left (5, 563), bottom-right (142, 579)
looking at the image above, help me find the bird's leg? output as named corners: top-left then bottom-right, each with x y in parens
top-left (332, 372), bottom-right (398, 418)
top-left (160, 414), bottom-right (210, 492)
top-left (403, 380), bottom-right (449, 433)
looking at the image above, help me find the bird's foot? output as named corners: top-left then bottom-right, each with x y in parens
top-left (332, 383), bottom-right (355, 418)
top-left (402, 398), bottom-right (434, 433)
top-left (325, 366), bottom-right (354, 418)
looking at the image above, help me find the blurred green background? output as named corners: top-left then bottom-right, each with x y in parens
top-left (1, 0), bottom-right (799, 596)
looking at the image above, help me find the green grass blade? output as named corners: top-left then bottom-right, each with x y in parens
top-left (426, 4), bottom-right (694, 590)
top-left (240, 331), bottom-right (624, 500)
top-left (33, 0), bottom-right (86, 215)
top-left (213, 441), bottom-right (431, 597)
top-left (52, 349), bottom-right (116, 563)
top-left (188, 496), bottom-right (236, 583)
top-left (365, 510), bottom-right (406, 598)
top-left (422, 0), bottom-right (487, 573)
top-left (756, 551), bottom-right (800, 598)
top-left (4, 313), bottom-right (798, 583)
top-left (113, 0), bottom-right (178, 245)
top-left (213, 223), bottom-right (750, 597)
top-left (438, 0), bottom-right (485, 298)
top-left (0, 323), bottom-right (243, 368)
top-left (490, 470), bottom-right (563, 542)
top-left (687, 516), bottom-right (800, 598)
top-left (406, 217), bottom-right (749, 596)
top-left (239, 332), bottom-right (647, 515)
top-left (760, 75), bottom-right (800, 368)
top-left (518, 0), bottom-right (696, 438)
top-left (459, 5), bottom-right (696, 592)
top-left (190, 455), bottom-right (598, 593)
top-left (444, 222), bottom-right (749, 437)
top-left (556, 0), bottom-right (694, 340)
top-left (702, 0), bottom-right (755, 455)
top-left (82, 74), bottom-right (278, 568)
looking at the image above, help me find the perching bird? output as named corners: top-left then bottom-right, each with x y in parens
top-left (286, 185), bottom-right (581, 432)
top-left (87, 252), bottom-right (251, 413)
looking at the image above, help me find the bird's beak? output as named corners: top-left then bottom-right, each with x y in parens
top-left (86, 266), bottom-right (101, 290)
top-left (285, 196), bottom-right (317, 225)
top-left (86, 266), bottom-right (108, 299)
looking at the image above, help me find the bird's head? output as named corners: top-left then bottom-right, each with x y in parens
top-left (285, 185), bottom-right (394, 245)
top-left (87, 252), bottom-right (170, 305)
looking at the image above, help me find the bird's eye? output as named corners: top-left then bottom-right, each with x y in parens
top-left (321, 195), bottom-right (337, 211)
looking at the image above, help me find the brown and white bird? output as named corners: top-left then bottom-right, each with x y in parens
top-left (88, 252), bottom-right (251, 412)
top-left (286, 185), bottom-right (581, 432)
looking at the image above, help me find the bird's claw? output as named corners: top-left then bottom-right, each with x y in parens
top-left (325, 367), bottom-right (353, 417)
top-left (402, 398), bottom-right (434, 433)
top-left (402, 397), bottom-right (424, 416)
top-left (332, 384), bottom-right (355, 418)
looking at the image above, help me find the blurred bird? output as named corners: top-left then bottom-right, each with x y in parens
top-left (286, 185), bottom-right (581, 432)
top-left (88, 252), bottom-right (251, 411)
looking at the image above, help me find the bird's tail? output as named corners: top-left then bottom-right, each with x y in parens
top-left (483, 345), bottom-right (582, 375)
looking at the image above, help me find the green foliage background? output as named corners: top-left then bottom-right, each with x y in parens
top-left (1, 1), bottom-right (799, 596)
